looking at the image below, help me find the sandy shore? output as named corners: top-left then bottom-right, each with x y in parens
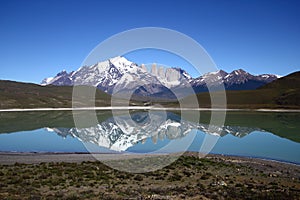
top-left (0, 152), bottom-right (173, 165)
top-left (0, 107), bottom-right (300, 112)
top-left (0, 152), bottom-right (96, 165)
top-left (0, 152), bottom-right (298, 168)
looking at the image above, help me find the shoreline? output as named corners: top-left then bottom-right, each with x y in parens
top-left (0, 151), bottom-right (299, 167)
top-left (0, 106), bottom-right (300, 112)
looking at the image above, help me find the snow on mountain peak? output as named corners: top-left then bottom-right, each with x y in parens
top-left (41, 56), bottom-right (279, 97)
top-left (109, 56), bottom-right (135, 72)
top-left (232, 69), bottom-right (248, 75)
top-left (41, 77), bottom-right (54, 86)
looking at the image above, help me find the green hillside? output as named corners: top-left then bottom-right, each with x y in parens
top-left (0, 80), bottom-right (111, 109)
top-left (260, 71), bottom-right (300, 90)
top-left (259, 71), bottom-right (300, 106)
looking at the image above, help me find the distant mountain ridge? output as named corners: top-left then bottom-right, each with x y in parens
top-left (191, 69), bottom-right (279, 92)
top-left (187, 70), bottom-right (300, 109)
top-left (42, 56), bottom-right (279, 98)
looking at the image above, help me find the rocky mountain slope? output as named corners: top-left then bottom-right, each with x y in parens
top-left (42, 56), bottom-right (278, 98)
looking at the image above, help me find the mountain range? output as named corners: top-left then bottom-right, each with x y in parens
top-left (42, 56), bottom-right (279, 99)
top-left (0, 57), bottom-right (299, 109)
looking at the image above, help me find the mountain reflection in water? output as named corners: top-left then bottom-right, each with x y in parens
top-left (46, 111), bottom-right (262, 152)
top-left (0, 110), bottom-right (300, 163)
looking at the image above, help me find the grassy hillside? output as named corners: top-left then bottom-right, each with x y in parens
top-left (259, 71), bottom-right (300, 106)
top-left (186, 71), bottom-right (300, 109)
top-left (260, 71), bottom-right (300, 90)
top-left (0, 80), bottom-right (111, 109)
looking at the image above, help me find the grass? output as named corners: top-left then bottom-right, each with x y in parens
top-left (183, 88), bottom-right (300, 109)
top-left (0, 80), bottom-right (111, 109)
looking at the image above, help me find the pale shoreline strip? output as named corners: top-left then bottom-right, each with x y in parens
top-left (0, 152), bottom-right (298, 166)
top-left (0, 107), bottom-right (300, 112)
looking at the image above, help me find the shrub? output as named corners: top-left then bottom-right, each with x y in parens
top-left (133, 175), bottom-right (143, 181)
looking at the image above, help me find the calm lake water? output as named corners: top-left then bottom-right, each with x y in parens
top-left (0, 110), bottom-right (299, 164)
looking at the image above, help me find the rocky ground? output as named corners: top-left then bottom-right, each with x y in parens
top-left (0, 153), bottom-right (299, 199)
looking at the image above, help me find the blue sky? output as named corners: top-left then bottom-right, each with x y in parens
top-left (0, 0), bottom-right (299, 83)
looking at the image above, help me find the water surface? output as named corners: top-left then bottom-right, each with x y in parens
top-left (0, 110), bottom-right (299, 164)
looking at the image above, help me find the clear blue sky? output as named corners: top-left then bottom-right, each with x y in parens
top-left (0, 0), bottom-right (299, 83)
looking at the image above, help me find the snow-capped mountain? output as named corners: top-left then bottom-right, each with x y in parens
top-left (42, 56), bottom-right (278, 98)
top-left (191, 69), bottom-right (279, 92)
top-left (46, 112), bottom-right (262, 152)
top-left (42, 56), bottom-right (138, 92)
top-left (42, 56), bottom-right (180, 99)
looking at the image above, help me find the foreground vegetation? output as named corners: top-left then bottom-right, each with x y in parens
top-left (0, 154), bottom-right (299, 199)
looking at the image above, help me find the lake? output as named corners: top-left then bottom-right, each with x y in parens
top-left (0, 110), bottom-right (299, 164)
